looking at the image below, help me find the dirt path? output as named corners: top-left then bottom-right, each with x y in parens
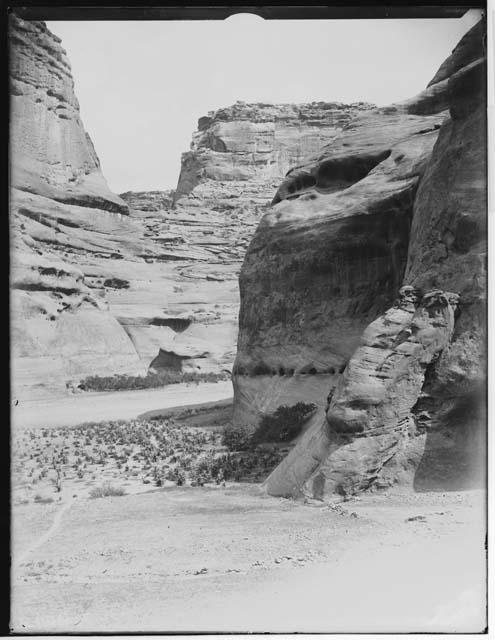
top-left (15, 497), bottom-right (77, 568)
top-left (11, 381), bottom-right (233, 429)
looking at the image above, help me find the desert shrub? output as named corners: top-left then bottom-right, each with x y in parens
top-left (253, 402), bottom-right (317, 443)
top-left (251, 362), bottom-right (272, 376)
top-left (89, 482), bottom-right (126, 498)
top-left (221, 424), bottom-right (253, 452)
top-left (33, 494), bottom-right (54, 504)
top-left (103, 277), bottom-right (130, 289)
top-left (77, 370), bottom-right (230, 392)
top-left (13, 412), bottom-right (290, 500)
top-left (190, 451), bottom-right (231, 485)
top-left (190, 456), bottom-right (213, 486)
top-left (165, 467), bottom-right (186, 486)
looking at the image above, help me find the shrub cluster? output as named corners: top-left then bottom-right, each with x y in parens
top-left (89, 482), bottom-right (126, 498)
top-left (77, 369), bottom-right (230, 392)
top-left (221, 402), bottom-right (317, 450)
top-left (253, 402), bottom-right (317, 443)
top-left (221, 424), bottom-right (252, 451)
top-left (13, 415), bottom-right (284, 495)
top-left (187, 450), bottom-right (283, 485)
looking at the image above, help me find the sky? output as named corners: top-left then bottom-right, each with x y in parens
top-left (47, 10), bottom-right (482, 194)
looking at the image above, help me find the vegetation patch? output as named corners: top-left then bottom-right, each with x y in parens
top-left (76, 370), bottom-right (230, 392)
top-left (33, 494), bottom-right (54, 504)
top-left (89, 482), bottom-right (126, 498)
top-left (221, 424), bottom-right (252, 451)
top-left (253, 402), bottom-right (317, 443)
top-left (12, 416), bottom-right (285, 500)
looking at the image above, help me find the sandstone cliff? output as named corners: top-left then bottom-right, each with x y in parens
top-left (116, 102), bottom-right (376, 379)
top-left (234, 21), bottom-right (486, 495)
top-left (11, 15), bottom-right (370, 399)
top-left (10, 15), bottom-right (147, 399)
top-left (172, 101), bottom-right (375, 267)
top-left (175, 101), bottom-right (374, 202)
top-left (10, 17), bottom-right (128, 214)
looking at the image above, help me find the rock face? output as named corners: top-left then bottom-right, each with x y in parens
top-left (172, 101), bottom-right (375, 266)
top-left (119, 190), bottom-right (175, 215)
top-left (232, 95), bottom-right (444, 426)
top-left (175, 101), bottom-right (374, 201)
top-left (402, 35), bottom-right (487, 492)
top-left (235, 21), bottom-right (486, 495)
top-left (10, 17), bottom-right (127, 214)
top-left (11, 16), bottom-right (371, 399)
top-left (115, 102), bottom-right (377, 381)
top-left (9, 15), bottom-right (146, 399)
top-left (265, 288), bottom-right (460, 497)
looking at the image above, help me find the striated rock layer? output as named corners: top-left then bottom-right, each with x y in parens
top-left (171, 100), bottom-right (376, 272)
top-left (234, 21), bottom-right (486, 495)
top-left (175, 101), bottom-right (374, 202)
top-left (10, 17), bottom-right (127, 214)
top-left (9, 15), bottom-right (145, 399)
top-left (116, 102), bottom-right (377, 380)
top-left (10, 15), bottom-right (371, 399)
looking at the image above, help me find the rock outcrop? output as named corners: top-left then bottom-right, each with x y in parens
top-left (11, 15), bottom-right (372, 399)
top-left (10, 17), bottom-right (128, 214)
top-left (265, 288), bottom-right (460, 497)
top-left (9, 15), bottom-right (146, 399)
top-left (171, 100), bottom-right (375, 267)
top-left (115, 102), bottom-right (377, 380)
top-left (175, 101), bottom-right (374, 201)
top-left (232, 93), bottom-right (445, 426)
top-left (119, 190), bottom-right (175, 215)
top-left (234, 20), bottom-right (486, 495)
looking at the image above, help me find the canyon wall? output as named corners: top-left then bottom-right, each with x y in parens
top-left (10, 17), bottom-right (128, 214)
top-left (233, 21), bottom-right (486, 495)
top-left (168, 100), bottom-right (376, 279)
top-left (174, 101), bottom-right (374, 204)
top-left (10, 15), bottom-right (145, 400)
top-left (116, 103), bottom-right (378, 379)
top-left (11, 14), bottom-right (372, 400)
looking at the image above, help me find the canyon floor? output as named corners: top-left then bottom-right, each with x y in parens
top-left (11, 487), bottom-right (486, 633)
top-left (11, 385), bottom-right (487, 634)
top-left (11, 381), bottom-right (233, 429)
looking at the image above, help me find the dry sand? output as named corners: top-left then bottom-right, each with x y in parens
top-left (11, 381), bottom-right (233, 429)
top-left (11, 485), bottom-right (486, 633)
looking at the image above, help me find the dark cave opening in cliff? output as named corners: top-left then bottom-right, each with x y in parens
top-left (315, 149), bottom-right (392, 193)
top-left (272, 149), bottom-right (393, 204)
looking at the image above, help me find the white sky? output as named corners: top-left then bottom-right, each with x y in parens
top-left (47, 11), bottom-right (482, 193)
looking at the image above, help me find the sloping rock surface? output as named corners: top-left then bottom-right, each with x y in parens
top-left (235, 21), bottom-right (486, 495)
